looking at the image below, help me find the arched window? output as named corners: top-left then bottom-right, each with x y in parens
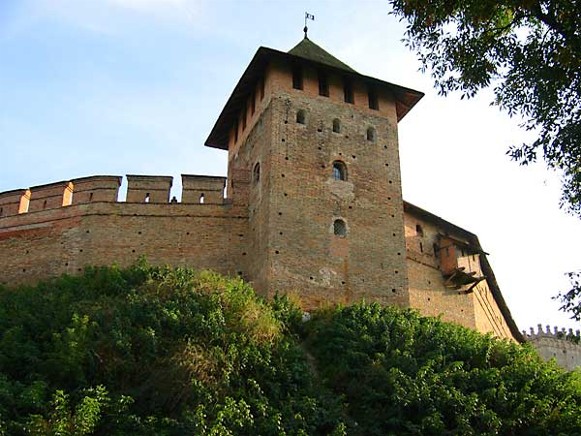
top-left (296, 110), bottom-right (306, 124)
top-left (144, 193), bottom-right (150, 203)
top-left (332, 118), bottom-right (341, 133)
top-left (253, 162), bottom-right (261, 184)
top-left (333, 219), bottom-right (347, 237)
top-left (416, 224), bottom-right (424, 237)
top-left (199, 193), bottom-right (205, 204)
top-left (332, 161), bottom-right (347, 181)
top-left (367, 127), bottom-right (376, 142)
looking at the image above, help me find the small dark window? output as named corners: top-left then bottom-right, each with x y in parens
top-left (296, 110), bottom-right (306, 124)
top-left (368, 87), bottom-right (379, 110)
top-left (333, 219), bottom-right (347, 237)
top-left (89, 193), bottom-right (94, 202)
top-left (343, 79), bottom-right (354, 103)
top-left (0, 207), bottom-right (3, 216)
top-left (145, 193), bottom-right (150, 203)
top-left (253, 162), bottom-right (261, 184)
top-left (292, 66), bottom-right (303, 90)
top-left (332, 118), bottom-right (341, 133)
top-left (332, 161), bottom-right (347, 181)
top-left (318, 71), bottom-right (329, 97)
top-left (366, 127), bottom-right (376, 142)
top-left (199, 193), bottom-right (205, 204)
top-left (416, 224), bottom-right (424, 237)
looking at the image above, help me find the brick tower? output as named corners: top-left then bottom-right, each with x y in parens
top-left (205, 36), bottom-right (423, 308)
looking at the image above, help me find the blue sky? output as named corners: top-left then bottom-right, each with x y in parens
top-left (1, 0), bottom-right (580, 333)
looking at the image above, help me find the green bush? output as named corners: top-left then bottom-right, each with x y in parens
top-left (0, 265), bottom-right (578, 435)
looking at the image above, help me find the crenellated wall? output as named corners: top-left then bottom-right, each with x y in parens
top-left (523, 324), bottom-right (581, 371)
top-left (0, 174), bottom-right (246, 287)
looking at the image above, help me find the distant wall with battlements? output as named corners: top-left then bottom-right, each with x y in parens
top-left (524, 325), bottom-right (581, 371)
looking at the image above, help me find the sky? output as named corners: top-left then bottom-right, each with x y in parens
top-left (1, 0), bottom-right (580, 334)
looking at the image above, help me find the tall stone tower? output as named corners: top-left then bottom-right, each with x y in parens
top-left (205, 37), bottom-right (423, 308)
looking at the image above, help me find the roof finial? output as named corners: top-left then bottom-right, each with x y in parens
top-left (304, 12), bottom-right (315, 39)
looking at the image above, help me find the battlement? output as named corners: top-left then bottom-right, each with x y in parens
top-left (523, 324), bottom-right (581, 343)
top-left (0, 174), bottom-right (228, 219)
top-left (523, 324), bottom-right (581, 371)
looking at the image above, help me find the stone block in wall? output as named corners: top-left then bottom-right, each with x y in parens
top-left (28, 181), bottom-right (73, 212)
top-left (0, 189), bottom-right (30, 217)
top-left (126, 175), bottom-right (173, 203)
top-left (181, 175), bottom-right (226, 204)
top-left (72, 176), bottom-right (122, 204)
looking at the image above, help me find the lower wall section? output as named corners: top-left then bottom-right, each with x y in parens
top-left (0, 202), bottom-right (249, 287)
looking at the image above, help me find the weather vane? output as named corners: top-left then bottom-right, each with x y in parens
top-left (304, 12), bottom-right (315, 38)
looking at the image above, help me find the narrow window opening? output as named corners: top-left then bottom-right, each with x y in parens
top-left (333, 219), bottom-right (347, 237)
top-left (366, 127), bottom-right (376, 142)
top-left (292, 66), bottom-right (303, 90)
top-left (42, 200), bottom-right (47, 209)
top-left (296, 110), bottom-right (306, 124)
top-left (199, 193), bottom-right (205, 204)
top-left (259, 77), bottom-right (265, 100)
top-left (343, 79), bottom-right (354, 103)
top-left (368, 87), bottom-right (379, 110)
top-left (89, 192), bottom-right (94, 202)
top-left (332, 118), bottom-right (341, 133)
top-left (420, 242), bottom-right (424, 253)
top-left (332, 161), bottom-right (347, 181)
top-left (0, 207), bottom-right (3, 216)
top-left (318, 71), bottom-right (329, 97)
top-left (416, 224), bottom-right (424, 237)
top-left (145, 193), bottom-right (150, 203)
top-left (253, 162), bottom-right (261, 184)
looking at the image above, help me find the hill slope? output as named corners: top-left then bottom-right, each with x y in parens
top-left (0, 264), bottom-right (579, 435)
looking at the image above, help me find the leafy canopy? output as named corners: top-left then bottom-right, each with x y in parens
top-left (389, 0), bottom-right (581, 217)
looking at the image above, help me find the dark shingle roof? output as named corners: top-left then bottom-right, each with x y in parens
top-left (288, 37), bottom-right (357, 73)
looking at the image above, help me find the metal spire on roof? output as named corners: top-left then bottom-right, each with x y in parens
top-left (304, 12), bottom-right (314, 39)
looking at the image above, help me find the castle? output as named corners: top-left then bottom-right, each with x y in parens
top-left (0, 36), bottom-right (523, 342)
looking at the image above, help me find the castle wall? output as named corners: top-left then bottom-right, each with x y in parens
top-left (404, 211), bottom-right (515, 339)
top-left (524, 325), bottom-right (581, 371)
top-left (0, 180), bottom-right (248, 287)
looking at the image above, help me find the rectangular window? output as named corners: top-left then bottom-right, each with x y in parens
top-left (344, 79), bottom-right (354, 103)
top-left (368, 87), bottom-right (379, 110)
top-left (292, 66), bottom-right (303, 90)
top-left (318, 71), bottom-right (329, 97)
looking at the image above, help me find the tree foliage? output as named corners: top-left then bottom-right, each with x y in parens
top-left (0, 265), bottom-right (579, 434)
top-left (555, 270), bottom-right (581, 321)
top-left (389, 0), bottom-right (581, 217)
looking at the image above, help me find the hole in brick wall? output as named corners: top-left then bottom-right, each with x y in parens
top-left (284, 120), bottom-right (288, 124)
top-left (389, 180), bottom-right (392, 184)
top-left (345, 135), bottom-right (349, 138)
top-left (352, 155), bottom-right (356, 159)
top-left (348, 206), bottom-right (352, 209)
top-left (385, 163), bottom-right (389, 167)
top-left (138, 231), bottom-right (142, 235)
top-left (391, 214), bottom-right (395, 218)
top-left (237, 271), bottom-right (243, 276)
top-left (341, 281), bottom-right (346, 285)
top-left (25, 250), bottom-right (29, 254)
top-left (242, 252), bottom-right (247, 256)
top-left (86, 230), bottom-right (90, 233)
top-left (420, 242), bottom-right (424, 253)
top-left (186, 232), bottom-right (190, 235)
top-left (275, 250), bottom-right (280, 254)
top-left (281, 174), bottom-right (285, 178)
top-left (428, 280), bottom-right (431, 285)
top-left (42, 200), bottom-right (47, 209)
top-left (22, 268), bottom-right (26, 272)
top-left (395, 270), bottom-right (399, 274)
top-left (65, 262), bottom-right (69, 266)
top-left (321, 164), bottom-right (325, 168)
top-left (0, 207), bottom-right (3, 216)
top-left (317, 127), bottom-right (322, 132)
top-left (310, 276), bottom-right (314, 280)
top-left (284, 193), bottom-right (288, 197)
top-left (282, 138), bottom-right (285, 142)
top-left (427, 297), bottom-right (431, 301)
top-left (318, 146), bottom-right (322, 150)
top-left (278, 212), bottom-right (282, 215)
top-left (132, 249), bottom-right (136, 253)
top-left (384, 145), bottom-right (388, 149)
top-left (79, 249), bottom-right (83, 253)
top-left (397, 252), bottom-right (401, 256)
top-left (388, 197), bottom-right (391, 200)
top-left (238, 234), bottom-right (244, 237)
top-left (89, 193), bottom-right (94, 202)
top-left (78, 268), bottom-right (82, 272)
top-left (392, 289), bottom-right (396, 293)
top-left (392, 233), bottom-right (396, 237)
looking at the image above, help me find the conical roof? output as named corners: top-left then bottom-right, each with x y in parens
top-left (288, 37), bottom-right (357, 73)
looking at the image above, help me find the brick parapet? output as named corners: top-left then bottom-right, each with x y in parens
top-left (523, 324), bottom-right (581, 370)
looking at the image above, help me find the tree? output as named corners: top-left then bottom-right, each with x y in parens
top-left (389, 0), bottom-right (581, 217)
top-left (555, 271), bottom-right (581, 321)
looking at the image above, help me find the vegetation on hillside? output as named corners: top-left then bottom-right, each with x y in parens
top-left (0, 264), bottom-right (579, 435)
